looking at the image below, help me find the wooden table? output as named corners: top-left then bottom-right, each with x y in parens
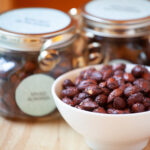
top-left (0, 111), bottom-right (150, 150)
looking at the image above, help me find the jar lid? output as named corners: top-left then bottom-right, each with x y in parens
top-left (81, 0), bottom-right (150, 38)
top-left (0, 8), bottom-right (76, 52)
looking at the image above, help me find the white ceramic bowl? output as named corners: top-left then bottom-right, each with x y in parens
top-left (52, 64), bottom-right (150, 150)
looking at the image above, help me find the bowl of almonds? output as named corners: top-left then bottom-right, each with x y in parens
top-left (52, 63), bottom-right (150, 150)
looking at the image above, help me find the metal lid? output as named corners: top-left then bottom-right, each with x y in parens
top-left (0, 8), bottom-right (76, 52)
top-left (81, 0), bottom-right (150, 38)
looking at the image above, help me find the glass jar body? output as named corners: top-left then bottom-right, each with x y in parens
top-left (85, 32), bottom-right (150, 65)
top-left (0, 38), bottom-right (87, 120)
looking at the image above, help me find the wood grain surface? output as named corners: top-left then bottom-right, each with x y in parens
top-left (0, 111), bottom-right (149, 150)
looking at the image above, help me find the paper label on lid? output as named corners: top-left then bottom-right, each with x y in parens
top-left (15, 74), bottom-right (56, 117)
top-left (0, 8), bottom-right (71, 34)
top-left (85, 0), bottom-right (150, 20)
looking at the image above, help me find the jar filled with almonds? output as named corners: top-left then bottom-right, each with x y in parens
top-left (77, 0), bottom-right (150, 65)
top-left (0, 8), bottom-right (88, 120)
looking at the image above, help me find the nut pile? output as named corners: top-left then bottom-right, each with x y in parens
top-left (61, 64), bottom-right (150, 114)
top-left (0, 57), bottom-right (41, 117)
top-left (0, 50), bottom-right (75, 119)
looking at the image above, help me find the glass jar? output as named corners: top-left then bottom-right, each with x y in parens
top-left (0, 8), bottom-right (87, 120)
top-left (79, 0), bottom-right (150, 65)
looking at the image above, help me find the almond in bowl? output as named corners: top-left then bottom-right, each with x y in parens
top-left (52, 64), bottom-right (150, 150)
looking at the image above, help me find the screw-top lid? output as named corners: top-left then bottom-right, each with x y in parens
top-left (81, 0), bottom-right (150, 38)
top-left (0, 8), bottom-right (76, 52)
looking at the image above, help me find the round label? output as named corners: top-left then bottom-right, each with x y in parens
top-left (15, 74), bottom-right (56, 117)
top-left (0, 8), bottom-right (71, 34)
top-left (109, 59), bottom-right (132, 65)
top-left (85, 0), bottom-right (150, 20)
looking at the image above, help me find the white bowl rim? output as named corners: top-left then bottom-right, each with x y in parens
top-left (52, 64), bottom-right (150, 118)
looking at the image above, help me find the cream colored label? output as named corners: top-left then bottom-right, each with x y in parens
top-left (0, 8), bottom-right (71, 34)
top-left (85, 0), bottom-right (150, 20)
top-left (109, 59), bottom-right (132, 65)
top-left (15, 74), bottom-right (56, 117)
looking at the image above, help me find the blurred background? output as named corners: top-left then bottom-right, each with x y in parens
top-left (0, 0), bottom-right (90, 13)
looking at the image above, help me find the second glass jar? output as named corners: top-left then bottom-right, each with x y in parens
top-left (79, 0), bottom-right (150, 65)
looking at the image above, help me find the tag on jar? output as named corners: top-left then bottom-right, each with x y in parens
top-left (85, 0), bottom-right (150, 21)
top-left (15, 74), bottom-right (56, 117)
top-left (0, 8), bottom-right (71, 34)
top-left (109, 59), bottom-right (132, 65)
